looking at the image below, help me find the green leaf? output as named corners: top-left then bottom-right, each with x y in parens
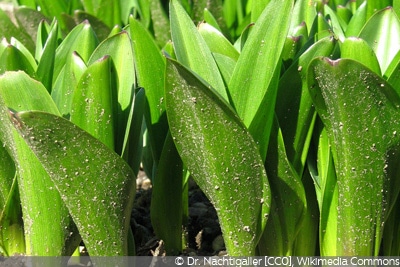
top-left (71, 56), bottom-right (116, 150)
top-left (345, 1), bottom-right (367, 37)
top-left (0, 42), bottom-right (35, 76)
top-left (0, 141), bottom-right (24, 256)
top-left (257, 119), bottom-right (306, 255)
top-left (170, 0), bottom-right (228, 101)
top-left (277, 36), bottom-right (336, 178)
top-left (340, 37), bottom-right (381, 75)
top-left (150, 0), bottom-right (171, 47)
top-left (308, 120), bottom-right (338, 256)
top-left (36, 20), bottom-right (59, 92)
top-left (130, 17), bottom-right (168, 164)
top-left (198, 22), bottom-right (239, 61)
top-left (69, 10), bottom-right (112, 42)
top-left (121, 88), bottom-right (145, 176)
top-left (165, 59), bottom-right (270, 256)
top-left (0, 143), bottom-right (14, 212)
top-left (53, 21), bottom-right (98, 84)
top-left (366, 0), bottom-right (392, 20)
top-left (0, 172), bottom-right (25, 256)
top-left (10, 111), bottom-right (136, 257)
top-left (213, 53), bottom-right (236, 86)
top-left (358, 7), bottom-right (400, 74)
top-left (34, 0), bottom-right (69, 31)
top-left (6, 38), bottom-right (37, 73)
top-left (150, 133), bottom-right (183, 255)
top-left (308, 57), bottom-right (400, 255)
top-left (51, 51), bottom-right (87, 118)
top-left (0, 71), bottom-right (79, 256)
top-left (251, 0), bottom-right (270, 23)
top-left (323, 4), bottom-right (345, 41)
top-left (228, 0), bottom-right (293, 160)
top-left (81, 0), bottom-right (121, 29)
top-left (88, 31), bottom-right (135, 154)
top-left (290, 0), bottom-right (316, 36)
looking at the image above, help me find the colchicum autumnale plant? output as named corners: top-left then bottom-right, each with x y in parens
top-left (0, 0), bottom-right (399, 258)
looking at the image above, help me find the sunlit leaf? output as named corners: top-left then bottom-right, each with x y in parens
top-left (10, 110), bottom-right (136, 257)
top-left (165, 59), bottom-right (270, 256)
top-left (308, 57), bottom-right (400, 255)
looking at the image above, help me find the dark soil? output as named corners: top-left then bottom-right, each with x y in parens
top-left (132, 172), bottom-right (225, 256)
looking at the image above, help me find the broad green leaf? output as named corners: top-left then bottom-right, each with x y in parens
top-left (277, 36), bottom-right (336, 177)
top-left (53, 21), bottom-right (98, 84)
top-left (228, 0), bottom-right (293, 160)
top-left (88, 31), bottom-right (135, 154)
top-left (345, 1), bottom-right (367, 37)
top-left (0, 43), bottom-right (35, 76)
top-left (340, 37), bottom-right (381, 75)
top-left (251, 0), bottom-right (270, 22)
top-left (6, 38), bottom-right (37, 73)
top-left (170, 0), bottom-right (228, 101)
top-left (51, 51), bottom-right (87, 118)
top-left (366, 0), bottom-right (392, 20)
top-left (257, 120), bottom-right (306, 256)
top-left (165, 59), bottom-right (270, 256)
top-left (198, 22), bottom-right (239, 61)
top-left (336, 5), bottom-right (353, 25)
top-left (10, 111), bottom-right (136, 257)
top-left (358, 7), bottom-right (400, 74)
top-left (0, 71), bottom-right (79, 256)
top-left (150, 133), bottom-right (183, 255)
top-left (130, 17), bottom-right (168, 165)
top-left (71, 56), bottom-right (116, 150)
top-left (308, 57), bottom-right (400, 255)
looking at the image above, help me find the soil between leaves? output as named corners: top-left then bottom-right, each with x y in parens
top-left (132, 171), bottom-right (225, 256)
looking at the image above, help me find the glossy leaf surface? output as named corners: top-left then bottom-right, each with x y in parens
top-left (228, 0), bottom-right (293, 159)
top-left (10, 111), bottom-right (136, 256)
top-left (130, 17), bottom-right (168, 165)
top-left (308, 57), bottom-right (400, 255)
top-left (0, 71), bottom-right (78, 256)
top-left (165, 59), bottom-right (270, 256)
top-left (359, 7), bottom-right (400, 74)
top-left (70, 55), bottom-right (116, 150)
top-left (170, 0), bottom-right (228, 101)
